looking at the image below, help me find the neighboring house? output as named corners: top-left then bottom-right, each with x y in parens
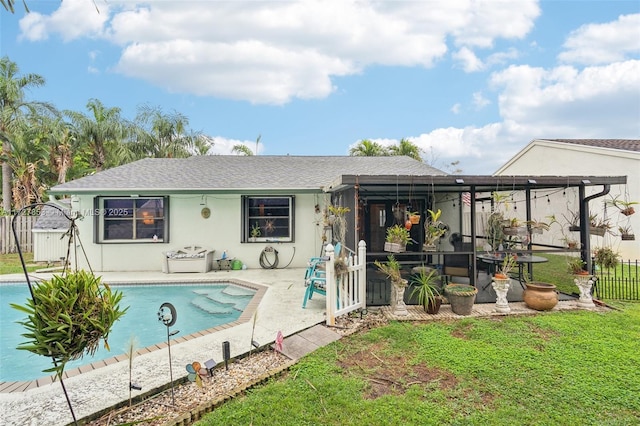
top-left (495, 139), bottom-right (640, 261)
top-left (32, 201), bottom-right (71, 263)
top-left (47, 155), bottom-right (446, 272)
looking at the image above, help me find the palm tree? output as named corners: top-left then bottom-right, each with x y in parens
top-left (349, 139), bottom-right (388, 157)
top-left (232, 144), bottom-right (254, 156)
top-left (388, 138), bottom-right (422, 161)
top-left (35, 114), bottom-right (80, 184)
top-left (5, 125), bottom-right (48, 208)
top-left (0, 56), bottom-right (53, 213)
top-left (192, 135), bottom-right (214, 156)
top-left (1, 0), bottom-right (26, 13)
top-left (65, 99), bottom-right (129, 172)
top-left (131, 105), bottom-right (200, 159)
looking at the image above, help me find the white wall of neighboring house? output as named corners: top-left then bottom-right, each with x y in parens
top-left (495, 141), bottom-right (640, 261)
top-left (67, 193), bottom-right (325, 272)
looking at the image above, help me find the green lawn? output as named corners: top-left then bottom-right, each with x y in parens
top-left (0, 252), bottom-right (39, 275)
top-left (196, 304), bottom-right (640, 426)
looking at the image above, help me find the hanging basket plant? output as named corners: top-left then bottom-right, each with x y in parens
top-left (11, 270), bottom-right (128, 377)
top-left (606, 196), bottom-right (637, 217)
top-left (619, 225), bottom-right (635, 241)
top-left (594, 247), bottom-right (619, 270)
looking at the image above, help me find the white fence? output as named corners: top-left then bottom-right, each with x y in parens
top-left (324, 240), bottom-right (367, 326)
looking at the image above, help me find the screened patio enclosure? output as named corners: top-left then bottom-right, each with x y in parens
top-left (325, 174), bottom-right (627, 291)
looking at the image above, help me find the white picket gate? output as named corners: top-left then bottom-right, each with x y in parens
top-left (324, 240), bottom-right (367, 326)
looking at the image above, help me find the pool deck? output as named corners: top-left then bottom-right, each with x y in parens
top-left (0, 268), bottom-right (327, 426)
top-left (0, 269), bottom-right (606, 426)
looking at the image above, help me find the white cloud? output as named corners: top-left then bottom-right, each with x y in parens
top-left (414, 59), bottom-right (640, 174)
top-left (451, 103), bottom-right (461, 114)
top-left (453, 47), bottom-right (484, 72)
top-left (19, 0), bottom-right (109, 42)
top-left (558, 14), bottom-right (640, 65)
top-left (473, 92), bottom-right (491, 109)
top-left (491, 60), bottom-right (640, 136)
top-left (207, 136), bottom-right (262, 155)
top-left (19, 0), bottom-right (540, 104)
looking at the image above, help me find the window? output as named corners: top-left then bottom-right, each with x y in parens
top-left (243, 196), bottom-right (294, 242)
top-left (95, 197), bottom-right (168, 243)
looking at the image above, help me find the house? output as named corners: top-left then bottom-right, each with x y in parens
top-left (47, 154), bottom-right (626, 293)
top-left (494, 139), bottom-right (640, 261)
top-left (47, 155), bottom-right (446, 272)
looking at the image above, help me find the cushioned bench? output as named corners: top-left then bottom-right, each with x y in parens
top-left (162, 245), bottom-right (215, 273)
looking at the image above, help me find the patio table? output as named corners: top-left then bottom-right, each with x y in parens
top-left (478, 253), bottom-right (548, 289)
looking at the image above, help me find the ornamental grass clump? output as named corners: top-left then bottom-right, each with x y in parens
top-left (11, 270), bottom-right (128, 377)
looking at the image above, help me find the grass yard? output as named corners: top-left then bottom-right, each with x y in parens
top-left (0, 252), bottom-right (39, 275)
top-left (196, 304), bottom-right (640, 426)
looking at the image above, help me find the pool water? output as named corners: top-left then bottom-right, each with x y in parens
top-left (0, 282), bottom-right (256, 382)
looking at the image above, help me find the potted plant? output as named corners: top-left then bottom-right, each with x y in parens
top-left (567, 257), bottom-right (589, 275)
top-left (525, 219), bottom-right (550, 235)
top-left (494, 253), bottom-right (517, 280)
top-left (619, 225), bottom-right (635, 241)
top-left (384, 224), bottom-right (411, 253)
top-left (589, 214), bottom-right (612, 237)
top-left (444, 283), bottom-right (478, 316)
top-left (374, 255), bottom-right (408, 316)
top-left (409, 268), bottom-right (442, 314)
top-left (408, 210), bottom-right (421, 225)
top-left (503, 218), bottom-right (528, 236)
top-left (423, 208), bottom-right (448, 251)
top-left (593, 247), bottom-right (619, 270)
top-left (491, 254), bottom-right (517, 313)
top-left (562, 237), bottom-right (580, 249)
top-left (606, 195), bottom-right (637, 216)
top-left (564, 210), bottom-right (581, 232)
top-left (250, 222), bottom-right (261, 242)
top-left (567, 257), bottom-right (596, 307)
top-left (485, 192), bottom-right (508, 250)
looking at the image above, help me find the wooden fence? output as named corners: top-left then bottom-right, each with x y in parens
top-left (0, 215), bottom-right (36, 254)
top-left (593, 259), bottom-right (639, 301)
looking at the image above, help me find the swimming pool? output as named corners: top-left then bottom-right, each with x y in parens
top-left (1, 281), bottom-right (257, 383)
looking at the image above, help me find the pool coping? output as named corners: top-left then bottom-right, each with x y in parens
top-left (0, 278), bottom-right (267, 394)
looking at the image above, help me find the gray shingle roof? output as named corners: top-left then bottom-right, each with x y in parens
top-left (34, 201), bottom-right (72, 229)
top-left (50, 155), bottom-right (446, 194)
top-left (543, 139), bottom-right (640, 152)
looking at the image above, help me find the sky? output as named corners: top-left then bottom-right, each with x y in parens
top-left (1, 0), bottom-right (639, 174)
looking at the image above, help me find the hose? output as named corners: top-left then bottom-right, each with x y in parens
top-left (259, 246), bottom-right (296, 269)
top-left (259, 246), bottom-right (279, 269)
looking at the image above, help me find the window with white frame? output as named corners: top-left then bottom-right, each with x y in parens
top-left (243, 196), bottom-right (294, 242)
top-left (95, 197), bottom-right (168, 243)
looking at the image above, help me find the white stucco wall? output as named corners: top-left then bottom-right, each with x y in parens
top-left (496, 142), bottom-right (640, 260)
top-left (67, 193), bottom-right (327, 272)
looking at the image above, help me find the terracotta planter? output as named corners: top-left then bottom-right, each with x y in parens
top-left (621, 207), bottom-right (635, 216)
top-left (523, 282), bottom-right (558, 311)
top-left (409, 215), bottom-right (421, 224)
